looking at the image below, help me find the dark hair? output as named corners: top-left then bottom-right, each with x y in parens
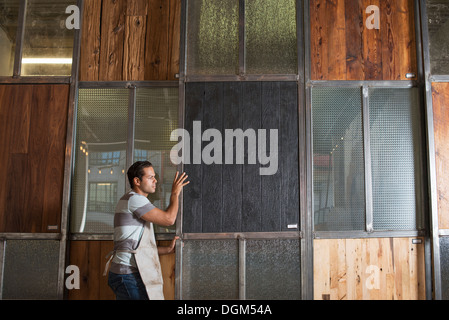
top-left (127, 161), bottom-right (153, 188)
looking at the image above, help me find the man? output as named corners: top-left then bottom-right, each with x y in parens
top-left (107, 161), bottom-right (189, 300)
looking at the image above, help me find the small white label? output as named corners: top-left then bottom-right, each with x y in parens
top-left (287, 224), bottom-right (298, 229)
top-left (47, 225), bottom-right (59, 230)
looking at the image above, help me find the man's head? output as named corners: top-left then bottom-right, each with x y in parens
top-left (127, 161), bottom-right (157, 195)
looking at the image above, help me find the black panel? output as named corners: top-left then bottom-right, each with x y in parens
top-left (183, 82), bottom-right (299, 233)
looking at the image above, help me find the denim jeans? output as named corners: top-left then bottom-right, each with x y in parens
top-left (108, 272), bottom-right (149, 300)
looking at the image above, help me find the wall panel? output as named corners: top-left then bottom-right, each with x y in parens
top-left (0, 84), bottom-right (69, 233)
top-left (80, 0), bottom-right (181, 81)
top-left (67, 240), bottom-right (176, 300)
top-left (310, 0), bottom-right (417, 80)
top-left (314, 238), bottom-right (426, 300)
top-left (432, 82), bottom-right (449, 230)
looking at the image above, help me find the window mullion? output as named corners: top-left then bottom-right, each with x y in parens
top-left (238, 0), bottom-right (246, 76)
top-left (126, 85), bottom-right (137, 175)
top-left (362, 85), bottom-right (374, 233)
top-left (13, 0), bottom-right (27, 77)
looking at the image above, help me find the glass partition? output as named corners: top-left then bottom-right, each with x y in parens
top-left (0, 0), bottom-right (19, 76)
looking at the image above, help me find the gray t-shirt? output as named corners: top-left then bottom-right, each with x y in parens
top-left (110, 190), bottom-right (156, 274)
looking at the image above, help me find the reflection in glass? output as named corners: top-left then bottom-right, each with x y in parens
top-left (135, 87), bottom-right (179, 233)
top-left (71, 89), bottom-right (129, 233)
top-left (312, 87), bottom-right (365, 231)
top-left (21, 0), bottom-right (75, 76)
top-left (427, 0), bottom-right (449, 75)
top-left (0, 0), bottom-right (19, 76)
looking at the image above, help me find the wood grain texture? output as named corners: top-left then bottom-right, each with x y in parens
top-left (310, 0), bottom-right (417, 80)
top-left (67, 240), bottom-right (176, 300)
top-left (432, 82), bottom-right (449, 230)
top-left (314, 238), bottom-right (426, 300)
top-left (0, 85), bottom-right (69, 233)
top-left (183, 82), bottom-right (299, 233)
top-left (80, 0), bottom-right (180, 81)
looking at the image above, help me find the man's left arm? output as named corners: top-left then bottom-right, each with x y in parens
top-left (158, 236), bottom-right (179, 255)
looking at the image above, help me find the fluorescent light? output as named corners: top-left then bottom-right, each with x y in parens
top-left (22, 58), bottom-right (72, 64)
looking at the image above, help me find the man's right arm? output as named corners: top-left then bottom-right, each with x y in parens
top-left (141, 172), bottom-right (189, 226)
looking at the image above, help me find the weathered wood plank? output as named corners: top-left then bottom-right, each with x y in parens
top-left (99, 0), bottom-right (126, 81)
top-left (123, 15), bottom-right (146, 80)
top-left (313, 238), bottom-right (426, 300)
top-left (432, 82), bottom-right (449, 230)
top-left (80, 0), bottom-right (101, 81)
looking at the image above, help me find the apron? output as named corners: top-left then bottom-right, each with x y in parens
top-left (104, 221), bottom-right (164, 300)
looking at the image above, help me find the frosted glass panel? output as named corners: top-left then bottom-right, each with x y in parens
top-left (245, 0), bottom-right (297, 74)
top-left (187, 0), bottom-right (239, 75)
top-left (246, 239), bottom-right (301, 299)
top-left (135, 87), bottom-right (179, 233)
top-left (2, 240), bottom-right (60, 299)
top-left (0, 0), bottom-right (19, 76)
top-left (181, 240), bottom-right (239, 299)
top-left (312, 87), bottom-right (365, 231)
top-left (71, 89), bottom-right (129, 233)
top-left (369, 88), bottom-right (421, 230)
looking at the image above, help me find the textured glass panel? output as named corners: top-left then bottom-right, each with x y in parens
top-left (135, 88), bottom-right (179, 233)
top-left (440, 237), bottom-right (449, 300)
top-left (427, 0), bottom-right (449, 75)
top-left (245, 0), bottom-right (297, 74)
top-left (312, 88), bottom-right (365, 231)
top-left (71, 89), bottom-right (129, 233)
top-left (0, 0), bottom-right (19, 76)
top-left (246, 239), bottom-right (300, 299)
top-left (21, 0), bottom-right (75, 76)
top-left (181, 240), bottom-right (239, 299)
top-left (369, 88), bottom-right (421, 230)
top-left (2, 240), bottom-right (59, 299)
top-left (187, 0), bottom-right (239, 75)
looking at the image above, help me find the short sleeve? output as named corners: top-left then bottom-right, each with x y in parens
top-left (128, 194), bottom-right (156, 219)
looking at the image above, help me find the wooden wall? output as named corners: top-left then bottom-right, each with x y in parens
top-left (0, 84), bottom-right (69, 233)
top-left (314, 238), bottom-right (426, 300)
top-left (80, 0), bottom-right (180, 81)
top-left (67, 240), bottom-right (176, 300)
top-left (432, 82), bottom-right (449, 230)
top-left (310, 0), bottom-right (417, 80)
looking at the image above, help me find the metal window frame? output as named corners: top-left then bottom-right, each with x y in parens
top-left (177, 0), bottom-right (308, 300)
top-left (418, 0), bottom-right (444, 300)
top-left (0, 0), bottom-right (74, 84)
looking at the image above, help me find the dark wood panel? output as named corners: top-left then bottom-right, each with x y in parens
top-left (79, 0), bottom-right (101, 81)
top-left (0, 85), bottom-right (69, 233)
top-left (183, 82), bottom-right (299, 233)
top-left (310, 0), bottom-right (417, 80)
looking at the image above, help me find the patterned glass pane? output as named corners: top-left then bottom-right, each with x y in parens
top-left (245, 0), bottom-right (297, 74)
top-left (246, 239), bottom-right (301, 299)
top-left (71, 89), bottom-right (129, 233)
top-left (369, 88), bottom-right (422, 230)
top-left (135, 87), bottom-right (179, 233)
top-left (2, 240), bottom-right (60, 299)
top-left (181, 240), bottom-right (239, 299)
top-left (440, 236), bottom-right (449, 300)
top-left (427, 0), bottom-right (449, 75)
top-left (312, 87), bottom-right (365, 231)
top-left (187, 0), bottom-right (239, 75)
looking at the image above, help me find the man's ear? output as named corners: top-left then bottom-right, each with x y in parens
top-left (133, 177), bottom-right (141, 187)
